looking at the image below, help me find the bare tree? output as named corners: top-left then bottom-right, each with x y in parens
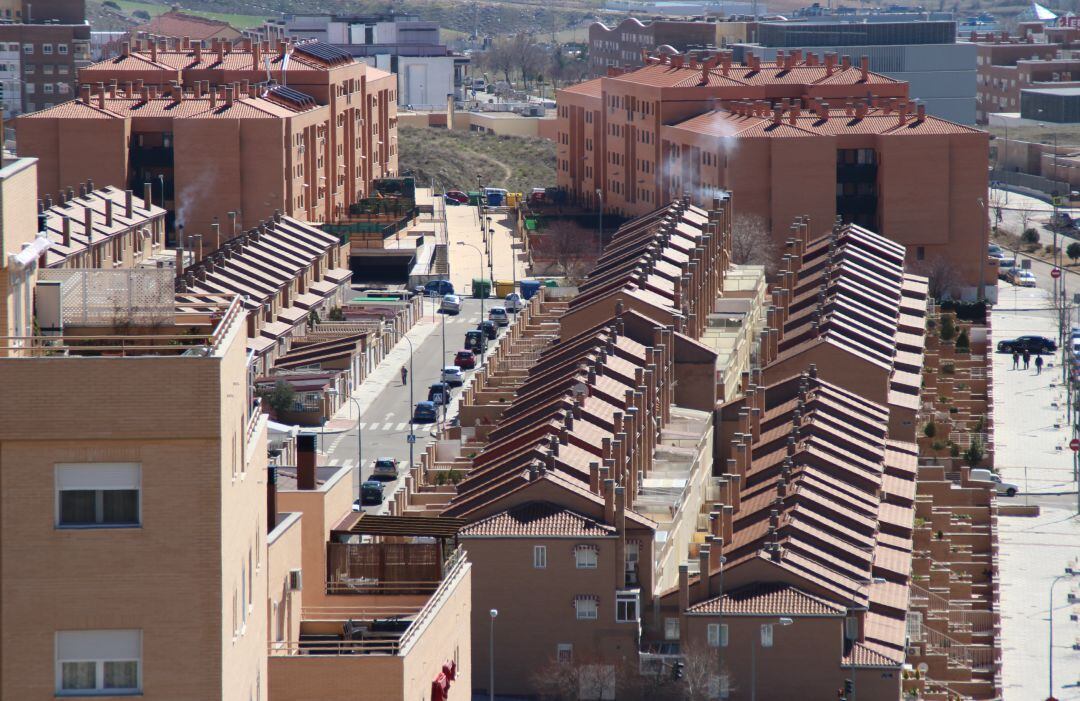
top-left (510, 32), bottom-right (546, 89)
top-left (913, 255), bottom-right (963, 301)
top-left (730, 213), bottom-right (778, 274)
top-left (531, 219), bottom-right (597, 282)
top-left (1016, 203), bottom-right (1034, 238)
top-left (482, 38), bottom-right (516, 85)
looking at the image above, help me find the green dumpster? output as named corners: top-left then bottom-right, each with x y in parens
top-left (471, 278), bottom-right (492, 299)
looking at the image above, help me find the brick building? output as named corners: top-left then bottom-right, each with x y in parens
top-left (16, 38), bottom-right (398, 247)
top-left (556, 51), bottom-right (991, 299)
top-left (973, 30), bottom-right (1080, 123)
top-left (589, 17), bottom-right (722, 76)
top-left (130, 10), bottom-right (243, 47)
top-left (0, 0), bottom-right (91, 116)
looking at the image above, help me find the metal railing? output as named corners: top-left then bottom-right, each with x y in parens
top-left (301, 604), bottom-right (424, 622)
top-left (268, 638), bottom-right (401, 656)
top-left (917, 623), bottom-right (998, 671)
top-left (910, 584), bottom-right (995, 633)
top-left (398, 547), bottom-right (467, 654)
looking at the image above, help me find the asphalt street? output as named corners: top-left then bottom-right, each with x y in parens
top-left (320, 297), bottom-right (503, 508)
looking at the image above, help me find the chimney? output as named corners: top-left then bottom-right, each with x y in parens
top-left (225, 86), bottom-right (235, 107)
top-left (96, 84), bottom-right (105, 110)
top-left (83, 207), bottom-right (93, 243)
top-left (776, 50), bottom-right (785, 68)
top-left (296, 434), bottom-right (316, 490)
top-left (589, 461), bottom-right (600, 494)
top-left (143, 182), bottom-right (152, 210)
top-left (194, 42), bottom-right (202, 62)
top-left (62, 216), bottom-right (71, 247)
top-left (855, 101), bottom-right (868, 119)
top-left (140, 86), bottom-right (150, 103)
top-left (105, 199), bottom-right (114, 227)
top-left (678, 563), bottom-right (690, 614)
top-left (175, 247), bottom-right (184, 274)
top-left (150, 41), bottom-right (158, 62)
top-left (860, 55), bottom-right (869, 81)
top-left (772, 106), bottom-right (782, 125)
top-left (253, 40), bottom-right (262, 69)
top-left (80, 84), bottom-right (91, 104)
top-left (825, 52), bottom-right (836, 75)
top-left (211, 87), bottom-right (218, 109)
top-left (125, 189), bottom-right (133, 218)
top-left (841, 55), bottom-right (851, 70)
top-left (603, 478), bottom-right (616, 525)
top-left (121, 41), bottom-right (130, 57)
top-left (917, 103), bottom-right (926, 121)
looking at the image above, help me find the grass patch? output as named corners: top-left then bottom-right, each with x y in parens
top-left (397, 126), bottom-right (555, 195)
top-left (92, 0), bottom-right (269, 28)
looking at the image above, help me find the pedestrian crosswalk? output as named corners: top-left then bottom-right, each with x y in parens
top-left (357, 422), bottom-right (411, 432)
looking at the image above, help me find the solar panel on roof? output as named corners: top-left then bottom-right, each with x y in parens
top-left (265, 85), bottom-right (317, 110)
top-left (293, 41), bottom-right (352, 66)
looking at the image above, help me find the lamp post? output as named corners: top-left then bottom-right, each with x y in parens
top-left (751, 617), bottom-right (793, 701)
top-left (1048, 572), bottom-right (1078, 699)
top-left (400, 332), bottom-right (415, 472)
top-left (596, 188), bottom-right (604, 256)
top-left (327, 390), bottom-right (363, 484)
top-left (485, 215), bottom-right (495, 287)
top-left (458, 241), bottom-right (485, 323)
top-left (489, 608), bottom-right (499, 701)
top-left (717, 553), bottom-right (727, 681)
top-left (158, 174), bottom-right (166, 209)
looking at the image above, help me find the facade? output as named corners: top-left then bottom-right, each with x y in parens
top-left (0, 17), bottom-right (91, 116)
top-left (973, 31), bottom-right (1080, 123)
top-left (588, 17), bottom-right (722, 76)
top-left (1020, 85), bottom-right (1080, 122)
top-left (731, 20), bottom-right (975, 123)
top-left (284, 15), bottom-right (469, 110)
top-left (17, 38), bottom-right (398, 244)
top-left (556, 52), bottom-right (990, 298)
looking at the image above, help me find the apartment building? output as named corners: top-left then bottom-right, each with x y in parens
top-left (130, 9), bottom-right (243, 46)
top-left (973, 31), bottom-right (1080, 122)
top-left (556, 52), bottom-right (991, 299)
top-left (16, 38), bottom-right (398, 245)
top-left (0, 0), bottom-right (91, 116)
top-left (589, 17), bottom-right (722, 76)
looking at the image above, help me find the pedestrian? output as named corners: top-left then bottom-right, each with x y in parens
top-left (1012, 350), bottom-right (1020, 370)
top-left (401, 366), bottom-right (408, 385)
top-left (1035, 354), bottom-right (1044, 375)
top-left (1023, 349), bottom-right (1031, 369)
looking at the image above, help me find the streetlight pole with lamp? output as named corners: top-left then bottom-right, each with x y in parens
top-left (596, 188), bottom-right (604, 256)
top-left (399, 332), bottom-right (416, 472)
top-left (327, 389), bottom-right (363, 481)
top-left (489, 608), bottom-right (499, 701)
top-left (750, 617), bottom-right (794, 701)
top-left (457, 241), bottom-right (486, 323)
top-left (1048, 571), bottom-right (1078, 700)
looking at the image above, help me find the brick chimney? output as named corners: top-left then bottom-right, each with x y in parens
top-left (841, 55), bottom-right (851, 70)
top-left (83, 207), bottom-right (93, 243)
top-left (105, 199), bottom-right (114, 227)
top-left (855, 101), bottom-right (868, 119)
top-left (825, 52), bottom-right (836, 75)
top-left (143, 182), bottom-right (152, 210)
top-left (917, 103), bottom-right (926, 121)
top-left (860, 55), bottom-right (869, 81)
top-left (253, 40), bottom-right (262, 70)
top-left (80, 84), bottom-right (91, 104)
top-left (297, 434), bottom-right (316, 490)
top-left (125, 189), bottom-right (133, 218)
top-left (225, 86), bottom-right (235, 107)
top-left (150, 41), bottom-right (157, 62)
top-left (772, 106), bottom-right (782, 125)
top-left (121, 41), bottom-right (130, 57)
top-left (96, 83), bottom-right (105, 109)
top-left (62, 216), bottom-right (71, 247)
top-left (775, 50), bottom-right (785, 68)
top-left (194, 42), bottom-right (202, 62)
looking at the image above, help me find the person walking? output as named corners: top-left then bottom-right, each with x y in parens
top-left (1035, 354), bottom-right (1044, 375)
top-left (1012, 350), bottom-right (1020, 370)
top-left (1023, 349), bottom-right (1031, 370)
top-left (401, 365), bottom-right (408, 385)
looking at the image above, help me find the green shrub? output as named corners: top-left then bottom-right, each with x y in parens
top-left (964, 438), bottom-right (984, 468)
top-left (950, 442), bottom-right (961, 457)
top-left (940, 314), bottom-right (957, 342)
top-left (1022, 228), bottom-right (1040, 244)
top-left (942, 363), bottom-right (955, 374)
top-left (258, 380), bottom-right (295, 416)
top-left (956, 330), bottom-right (970, 351)
top-left (932, 440), bottom-right (946, 451)
top-left (924, 422), bottom-right (937, 439)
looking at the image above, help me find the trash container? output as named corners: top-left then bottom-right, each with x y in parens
top-left (520, 280), bottom-right (541, 300)
top-left (471, 278), bottom-right (492, 299)
top-left (495, 280), bottom-right (515, 297)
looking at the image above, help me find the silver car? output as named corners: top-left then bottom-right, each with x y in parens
top-left (440, 294), bottom-right (462, 314)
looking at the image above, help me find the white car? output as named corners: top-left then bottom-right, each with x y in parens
top-left (504, 292), bottom-right (523, 313)
top-left (441, 365), bottom-right (464, 386)
top-left (1015, 270), bottom-right (1037, 288)
top-left (970, 468), bottom-right (1019, 497)
top-left (488, 307), bottom-right (509, 327)
top-left (440, 294), bottom-right (462, 314)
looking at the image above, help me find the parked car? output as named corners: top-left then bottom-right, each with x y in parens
top-left (478, 320), bottom-right (498, 340)
top-left (360, 480), bottom-right (384, 505)
top-left (504, 292), bottom-right (523, 313)
top-left (441, 365), bottom-right (464, 386)
top-left (422, 280), bottom-right (454, 296)
top-left (413, 400), bottom-right (438, 423)
top-left (372, 457), bottom-right (399, 480)
top-left (440, 294), bottom-right (462, 314)
top-left (428, 382), bottom-right (450, 406)
top-left (465, 329), bottom-right (487, 354)
top-left (988, 244), bottom-right (1004, 258)
top-left (997, 335), bottom-right (1057, 354)
top-left (488, 306), bottom-right (509, 327)
top-left (444, 190), bottom-right (469, 204)
top-left (970, 468), bottom-right (1019, 497)
top-left (997, 260), bottom-right (1017, 280)
top-left (454, 350), bottom-right (476, 370)
top-left (1014, 269), bottom-right (1037, 287)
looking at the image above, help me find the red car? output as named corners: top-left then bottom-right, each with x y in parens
top-left (444, 190), bottom-right (469, 204)
top-left (454, 350), bottom-right (476, 370)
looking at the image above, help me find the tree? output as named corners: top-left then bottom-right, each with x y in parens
top-left (1022, 228), bottom-right (1040, 245)
top-left (964, 437), bottom-right (985, 468)
top-left (939, 314), bottom-right (957, 342)
top-left (1067, 241), bottom-right (1080, 264)
top-left (510, 32), bottom-right (546, 89)
top-left (913, 256), bottom-right (963, 301)
top-left (259, 380), bottom-right (296, 417)
top-left (531, 219), bottom-right (596, 282)
top-left (729, 213), bottom-right (778, 274)
top-left (132, 9), bottom-right (151, 19)
top-left (483, 38), bottom-right (516, 85)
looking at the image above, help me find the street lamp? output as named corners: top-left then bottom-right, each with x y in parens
top-left (158, 174), bottom-right (166, 209)
top-left (457, 241), bottom-right (486, 323)
top-left (489, 608), bottom-right (499, 700)
top-left (596, 188), bottom-right (604, 256)
top-left (327, 389), bottom-right (363, 483)
top-left (1048, 571), bottom-right (1078, 699)
top-left (751, 617), bottom-right (794, 701)
top-left (399, 332), bottom-right (416, 472)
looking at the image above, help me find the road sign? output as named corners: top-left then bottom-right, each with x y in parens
top-left (407, 434), bottom-right (416, 444)
top-left (1053, 268), bottom-right (1062, 279)
top-left (1070, 438), bottom-right (1079, 452)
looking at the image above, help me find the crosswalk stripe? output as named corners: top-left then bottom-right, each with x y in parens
top-left (357, 422), bottom-right (367, 430)
top-left (383, 422), bottom-right (394, 431)
top-left (396, 422), bottom-right (408, 431)
top-left (329, 458), bottom-right (341, 466)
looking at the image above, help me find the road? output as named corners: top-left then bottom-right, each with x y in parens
top-left (320, 298), bottom-right (499, 509)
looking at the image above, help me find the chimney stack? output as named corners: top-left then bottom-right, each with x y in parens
top-left (125, 189), bottom-right (133, 218)
top-left (150, 40), bottom-right (158, 62)
top-left (841, 55), bottom-right (851, 70)
top-left (80, 84), bottom-right (91, 104)
top-left (917, 103), bottom-right (926, 121)
top-left (860, 55), bottom-right (869, 81)
top-left (62, 216), bottom-right (71, 247)
top-left (105, 199), bottom-right (113, 227)
top-left (297, 434), bottom-right (316, 490)
top-left (83, 207), bottom-right (93, 243)
top-left (143, 182), bottom-right (153, 210)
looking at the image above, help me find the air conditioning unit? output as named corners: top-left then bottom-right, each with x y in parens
top-left (906, 646), bottom-right (920, 656)
top-left (288, 568), bottom-right (303, 591)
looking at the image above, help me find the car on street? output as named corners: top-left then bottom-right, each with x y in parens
top-left (440, 294), bottom-right (462, 314)
top-left (454, 350), bottom-right (476, 370)
top-left (970, 468), bottom-right (1019, 497)
top-left (372, 457), bottom-right (400, 480)
top-left (428, 382), bottom-right (450, 405)
top-left (997, 335), bottom-right (1057, 354)
top-left (441, 365), bottom-right (464, 386)
top-left (420, 280), bottom-right (454, 297)
top-left (465, 329), bottom-right (487, 354)
top-left (997, 259), bottom-right (1017, 280)
top-left (1014, 269), bottom-right (1037, 287)
top-left (479, 320), bottom-right (497, 340)
top-left (504, 292), bottom-right (523, 313)
top-left (444, 190), bottom-right (469, 204)
top-left (412, 401), bottom-right (438, 423)
top-left (360, 480), bottom-right (384, 505)
top-left (988, 243), bottom-right (1005, 259)
top-left (488, 306), bottom-right (509, 327)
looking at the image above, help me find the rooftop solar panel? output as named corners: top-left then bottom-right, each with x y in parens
top-left (293, 41), bottom-right (353, 66)
top-left (265, 84), bottom-right (317, 110)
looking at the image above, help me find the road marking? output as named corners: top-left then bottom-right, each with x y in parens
top-left (396, 422), bottom-right (408, 431)
top-left (328, 458), bottom-right (341, 466)
top-left (382, 422), bottom-right (395, 431)
top-left (357, 422), bottom-right (367, 430)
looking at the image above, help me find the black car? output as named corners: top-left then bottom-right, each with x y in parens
top-left (479, 320), bottom-right (498, 340)
top-left (997, 335), bottom-right (1057, 354)
top-left (465, 329), bottom-right (487, 354)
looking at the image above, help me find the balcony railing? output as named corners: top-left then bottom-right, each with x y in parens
top-left (269, 638), bottom-right (401, 656)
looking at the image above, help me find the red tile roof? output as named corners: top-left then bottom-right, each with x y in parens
top-left (687, 582), bottom-right (847, 615)
top-left (459, 501), bottom-right (616, 537)
top-left (843, 641), bottom-right (903, 667)
top-left (134, 11), bottom-right (243, 41)
top-left (669, 105), bottom-right (982, 138)
top-left (608, 60), bottom-right (902, 90)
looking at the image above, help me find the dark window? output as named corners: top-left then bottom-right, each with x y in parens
top-left (59, 489), bottom-right (139, 526)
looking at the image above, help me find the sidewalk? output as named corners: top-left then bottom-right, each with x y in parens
top-left (992, 281), bottom-right (1078, 493)
top-left (444, 204), bottom-right (527, 294)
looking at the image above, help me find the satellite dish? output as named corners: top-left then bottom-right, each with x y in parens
top-left (917, 663), bottom-right (929, 674)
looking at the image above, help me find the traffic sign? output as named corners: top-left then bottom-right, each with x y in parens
top-left (1070, 438), bottom-right (1079, 452)
top-left (407, 434), bottom-right (416, 444)
top-left (1052, 268), bottom-right (1062, 279)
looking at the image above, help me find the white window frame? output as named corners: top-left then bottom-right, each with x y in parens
top-left (615, 590), bottom-right (639, 623)
top-left (707, 623), bottom-right (729, 648)
top-left (42, 43), bottom-right (53, 55)
top-left (574, 545), bottom-right (598, 569)
top-left (556, 643), bottom-right (573, 662)
top-left (55, 463), bottom-right (141, 529)
top-left (55, 629), bottom-right (142, 695)
top-left (534, 545), bottom-right (547, 569)
top-left (575, 597), bottom-right (598, 620)
top-left (664, 617), bottom-right (680, 640)
top-left (58, 43), bottom-right (69, 55)
top-left (22, 43), bottom-right (33, 54)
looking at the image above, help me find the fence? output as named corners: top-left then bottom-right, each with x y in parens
top-left (39, 268), bottom-right (175, 327)
top-left (991, 168), bottom-right (1070, 200)
top-left (327, 542), bottom-right (443, 594)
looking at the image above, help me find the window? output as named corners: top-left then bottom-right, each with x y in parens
top-left (42, 43), bottom-right (53, 55)
top-left (556, 643), bottom-right (573, 662)
top-left (575, 545), bottom-right (598, 569)
top-left (24, 83), bottom-right (33, 94)
top-left (916, 246), bottom-right (925, 261)
top-left (23, 63), bottom-right (33, 74)
top-left (56, 464), bottom-right (140, 527)
top-left (22, 43), bottom-right (33, 54)
top-left (664, 617), bottom-right (680, 640)
top-left (43, 83), bottom-right (54, 94)
top-left (615, 591), bottom-right (638, 622)
top-left (575, 597), bottom-right (598, 620)
top-left (56, 630), bottom-right (141, 695)
top-left (58, 43), bottom-right (68, 55)
top-left (707, 623), bottom-right (728, 647)
top-left (534, 545), bottom-right (547, 569)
